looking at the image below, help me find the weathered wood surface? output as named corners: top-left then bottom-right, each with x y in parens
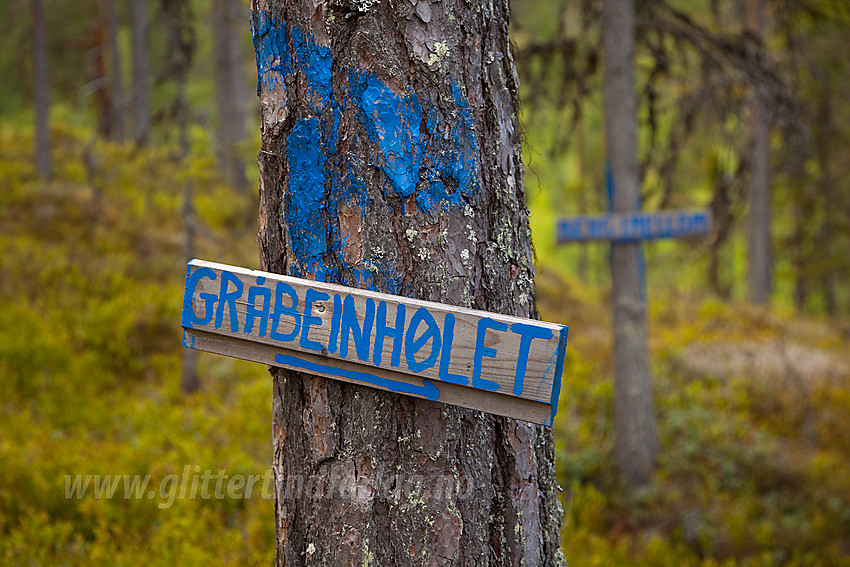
top-left (182, 259), bottom-right (568, 425)
top-left (557, 209), bottom-right (713, 243)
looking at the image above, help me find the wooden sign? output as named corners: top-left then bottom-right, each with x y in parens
top-left (557, 209), bottom-right (713, 243)
top-left (181, 260), bottom-right (568, 426)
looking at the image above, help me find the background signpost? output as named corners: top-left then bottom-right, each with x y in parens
top-left (182, 259), bottom-right (569, 426)
top-left (557, 209), bottom-right (713, 244)
top-left (558, 196), bottom-right (712, 485)
top-left (558, 208), bottom-right (714, 300)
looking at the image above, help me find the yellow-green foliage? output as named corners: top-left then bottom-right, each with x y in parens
top-left (541, 265), bottom-right (850, 565)
top-left (2, 118), bottom-right (849, 565)
top-left (0, 121), bottom-right (272, 564)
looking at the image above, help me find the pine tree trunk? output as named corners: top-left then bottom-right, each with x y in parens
top-left (129, 0), bottom-right (151, 146)
top-left (815, 94), bottom-right (837, 317)
top-left (105, 0), bottom-right (125, 142)
top-left (602, 0), bottom-right (657, 487)
top-left (91, 18), bottom-right (112, 138)
top-left (31, 0), bottom-right (51, 179)
top-left (709, 168), bottom-right (732, 299)
top-left (162, 0), bottom-right (199, 394)
top-left (251, 0), bottom-right (564, 564)
top-left (212, 0), bottom-right (248, 192)
top-left (747, 0), bottom-right (772, 305)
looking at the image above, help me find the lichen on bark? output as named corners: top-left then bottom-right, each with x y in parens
top-left (251, 0), bottom-right (565, 564)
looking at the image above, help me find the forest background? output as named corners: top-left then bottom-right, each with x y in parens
top-left (1, 0), bottom-right (849, 564)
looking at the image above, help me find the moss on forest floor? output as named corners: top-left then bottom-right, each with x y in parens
top-left (1, 126), bottom-right (848, 565)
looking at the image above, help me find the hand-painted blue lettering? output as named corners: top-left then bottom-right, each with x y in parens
top-left (472, 318), bottom-right (507, 391)
top-left (327, 293), bottom-right (342, 354)
top-left (438, 313), bottom-right (468, 385)
top-left (181, 266), bottom-right (217, 329)
top-left (245, 283), bottom-right (272, 337)
top-left (340, 295), bottom-right (375, 362)
top-left (549, 325), bottom-right (569, 426)
top-left (300, 288), bottom-right (330, 351)
top-left (270, 281), bottom-right (301, 342)
top-left (405, 307), bottom-right (441, 373)
top-left (559, 210), bottom-right (712, 243)
top-left (693, 213), bottom-right (707, 231)
top-left (373, 301), bottom-right (406, 367)
top-left (274, 354), bottom-right (440, 400)
top-left (509, 323), bottom-right (553, 397)
top-left (215, 270), bottom-right (244, 333)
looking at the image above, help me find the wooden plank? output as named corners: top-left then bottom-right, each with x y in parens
top-left (181, 260), bottom-right (569, 426)
top-left (557, 209), bottom-right (713, 243)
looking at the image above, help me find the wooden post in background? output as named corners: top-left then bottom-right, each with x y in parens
top-left (747, 0), bottom-right (772, 305)
top-left (602, 0), bottom-right (658, 487)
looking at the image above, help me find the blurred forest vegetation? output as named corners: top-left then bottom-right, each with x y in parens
top-left (1, 0), bottom-right (849, 564)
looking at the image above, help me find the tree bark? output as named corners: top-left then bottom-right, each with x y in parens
top-left (251, 0), bottom-right (564, 564)
top-left (747, 0), bottom-right (772, 305)
top-left (709, 161), bottom-right (732, 300)
top-left (814, 92), bottom-right (837, 317)
top-left (129, 0), bottom-right (151, 146)
top-left (31, 0), bottom-right (51, 179)
top-left (105, 0), bottom-right (125, 142)
top-left (161, 0), bottom-right (199, 393)
top-left (212, 0), bottom-right (248, 192)
top-left (91, 17), bottom-right (112, 139)
top-left (602, 0), bottom-right (657, 487)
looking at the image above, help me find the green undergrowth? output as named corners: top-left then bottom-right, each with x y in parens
top-left (1, 122), bottom-right (849, 564)
top-left (0, 122), bottom-right (273, 565)
top-left (539, 267), bottom-right (850, 565)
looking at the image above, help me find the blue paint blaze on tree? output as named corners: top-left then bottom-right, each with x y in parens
top-left (418, 84), bottom-right (481, 212)
top-left (253, 14), bottom-right (482, 287)
top-left (349, 74), bottom-right (482, 213)
top-left (443, 83), bottom-right (480, 197)
top-left (291, 25), bottom-right (333, 105)
top-left (286, 117), bottom-right (329, 279)
top-left (250, 11), bottom-right (290, 94)
top-left (349, 72), bottom-right (423, 199)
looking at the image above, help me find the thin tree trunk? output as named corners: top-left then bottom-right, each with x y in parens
top-left (161, 0), bottom-right (199, 393)
top-left (129, 0), bottom-right (151, 146)
top-left (709, 165), bottom-right (732, 299)
top-left (179, 78), bottom-right (198, 393)
top-left (91, 18), bottom-right (112, 138)
top-left (212, 0), bottom-right (248, 192)
top-left (31, 0), bottom-right (51, 179)
top-left (180, 159), bottom-right (198, 392)
top-left (252, 1), bottom-right (564, 564)
top-left (792, 182), bottom-right (808, 312)
top-left (105, 0), bottom-right (125, 142)
top-left (747, 0), bottom-right (772, 305)
top-left (603, 0), bottom-right (657, 487)
top-left (815, 94), bottom-right (837, 317)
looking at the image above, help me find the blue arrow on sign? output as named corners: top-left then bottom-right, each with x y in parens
top-left (274, 354), bottom-right (441, 401)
